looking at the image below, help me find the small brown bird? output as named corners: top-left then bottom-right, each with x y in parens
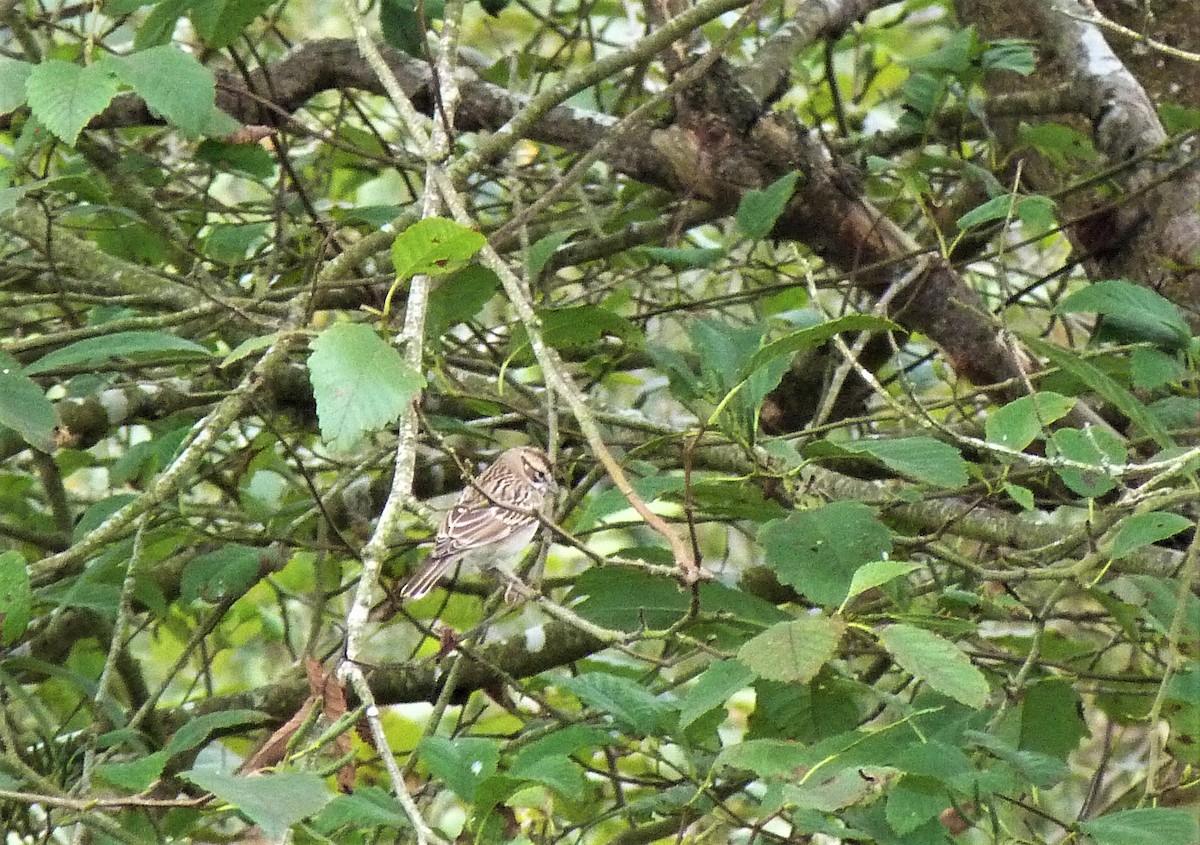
top-left (401, 446), bottom-right (556, 600)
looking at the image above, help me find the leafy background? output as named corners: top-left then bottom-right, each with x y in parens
top-left (0, 0), bottom-right (1198, 843)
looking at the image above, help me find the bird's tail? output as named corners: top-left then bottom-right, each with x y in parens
top-left (400, 554), bottom-right (458, 600)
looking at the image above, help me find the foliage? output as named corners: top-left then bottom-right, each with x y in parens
top-left (0, 0), bottom-right (1197, 843)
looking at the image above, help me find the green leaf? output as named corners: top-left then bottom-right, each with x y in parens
top-left (679, 659), bottom-right (755, 730)
top-left (559, 672), bottom-right (675, 735)
top-left (25, 59), bottom-right (122, 146)
top-left (96, 751), bottom-right (169, 791)
top-left (510, 726), bottom-right (610, 777)
top-left (1018, 122), bottom-right (1096, 167)
top-left (195, 139), bottom-right (278, 178)
top-left (0, 550), bottom-right (31, 645)
top-left (221, 332), bottom-right (282, 368)
top-left (1130, 348), bottom-right (1184, 390)
top-left (391, 217), bottom-right (486, 282)
top-left (886, 775), bottom-right (949, 835)
top-left (905, 27), bottom-right (977, 74)
top-left (738, 616), bottom-right (844, 684)
top-left (1080, 808), bottom-right (1199, 845)
top-left (981, 39), bottom-right (1035, 75)
top-left (307, 323), bottom-right (424, 452)
top-left (739, 314), bottom-right (901, 382)
top-left (0, 57), bottom-right (32, 115)
top-left (181, 770), bottom-right (334, 838)
top-left (134, 0), bottom-right (192, 49)
top-left (1048, 427), bottom-right (1126, 498)
top-left (25, 330), bottom-right (212, 374)
top-left (380, 0), bottom-right (444, 56)
top-left (181, 545), bottom-right (262, 603)
top-left (538, 305), bottom-right (642, 352)
top-left (736, 171), bottom-right (799, 239)
top-left (165, 710), bottom-right (270, 757)
top-left (956, 194), bottom-right (1014, 230)
top-left (1018, 678), bottom-right (1088, 761)
top-left (0, 355), bottom-right (57, 451)
top-left (759, 502), bottom-right (893, 607)
top-left (526, 229), bottom-right (574, 280)
top-left (985, 392), bottom-right (1075, 451)
top-left (426, 265), bottom-right (500, 339)
top-left (1056, 279), bottom-right (1189, 350)
top-left (877, 624), bottom-right (989, 708)
top-left (188, 0), bottom-right (278, 48)
top-left (843, 560), bottom-right (922, 606)
top-left (714, 739), bottom-right (809, 777)
top-left (1109, 511), bottom-right (1191, 559)
top-left (1026, 335), bottom-right (1174, 448)
top-left (315, 787), bottom-right (410, 831)
top-left (417, 735), bottom-right (499, 801)
top-left (835, 437), bottom-right (969, 488)
top-left (112, 46), bottom-right (225, 138)
top-left (783, 765), bottom-right (901, 811)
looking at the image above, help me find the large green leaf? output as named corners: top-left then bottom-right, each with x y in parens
top-left (0, 57), bottom-right (32, 115)
top-left (985, 392), bottom-right (1075, 452)
top-left (189, 0), bottom-right (278, 48)
top-left (417, 736), bottom-right (499, 801)
top-left (1018, 678), bottom-right (1088, 761)
top-left (759, 502), bottom-right (893, 607)
top-left (1048, 426), bottom-right (1126, 499)
top-left (307, 323), bottom-right (424, 452)
top-left (183, 771), bottom-right (332, 837)
top-left (1079, 808), bottom-right (1199, 845)
top-left (736, 171), bottom-right (799, 239)
top-left (181, 545), bottom-right (263, 603)
top-left (25, 330), bottom-right (212, 374)
top-left (0, 353), bottom-right (56, 451)
top-left (113, 46), bottom-right (228, 138)
top-left (738, 616), bottom-right (844, 684)
top-left (831, 437), bottom-right (969, 488)
top-left (877, 624), bottom-right (989, 708)
top-left (1056, 279), bottom-right (1190, 350)
top-left (315, 787), bottom-right (410, 832)
top-left (1026, 335), bottom-right (1174, 448)
top-left (559, 672), bottom-right (675, 735)
top-left (679, 660), bottom-right (755, 730)
top-left (426, 265), bottom-right (499, 339)
top-left (25, 59), bottom-right (122, 146)
top-left (843, 560), bottom-right (922, 607)
top-left (738, 314), bottom-right (901, 382)
top-left (1108, 511), bottom-right (1191, 559)
top-left (0, 550), bottom-right (31, 645)
top-left (391, 217), bottom-right (486, 282)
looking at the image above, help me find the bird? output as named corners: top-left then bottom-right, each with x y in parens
top-left (401, 446), bottom-right (556, 601)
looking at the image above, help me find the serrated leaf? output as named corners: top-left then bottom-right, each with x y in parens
top-left (426, 265), bottom-right (499, 339)
top-left (877, 624), bottom-right (989, 708)
top-left (559, 672), bottom-right (675, 735)
top-left (25, 59), bottom-right (122, 146)
top-left (0, 550), bottom-right (31, 645)
top-left (1109, 511), bottom-right (1191, 559)
top-left (759, 502), bottom-right (893, 607)
top-left (738, 616), bottom-right (844, 684)
top-left (981, 39), bottom-right (1035, 75)
top-left (679, 659), bottom-right (755, 730)
top-left (843, 560), bottom-right (921, 606)
top-left (985, 392), bottom-right (1075, 451)
top-left (956, 194), bottom-right (1015, 230)
top-left (134, 0), bottom-right (192, 49)
top-left (181, 770), bottom-right (333, 838)
top-left (0, 57), bottom-right (32, 115)
top-left (1026, 335), bottom-right (1174, 448)
top-left (112, 46), bottom-right (224, 138)
top-left (739, 314), bottom-right (901, 382)
top-left (736, 171), bottom-right (799, 239)
top-left (221, 332), bottom-right (282, 367)
top-left (1056, 279), bottom-right (1189, 350)
top-left (1130, 348), bottom-right (1184, 390)
top-left (307, 323), bottom-right (424, 452)
top-left (25, 330), bottom-right (212, 374)
top-left (783, 765), bottom-right (900, 812)
top-left (391, 217), bottom-right (485, 282)
top-left (526, 229), bottom-right (573, 280)
top-left (637, 245), bottom-right (725, 268)
top-left (418, 735), bottom-right (499, 801)
top-left (0, 355), bottom-right (57, 451)
top-left (1080, 808), bottom-right (1199, 845)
